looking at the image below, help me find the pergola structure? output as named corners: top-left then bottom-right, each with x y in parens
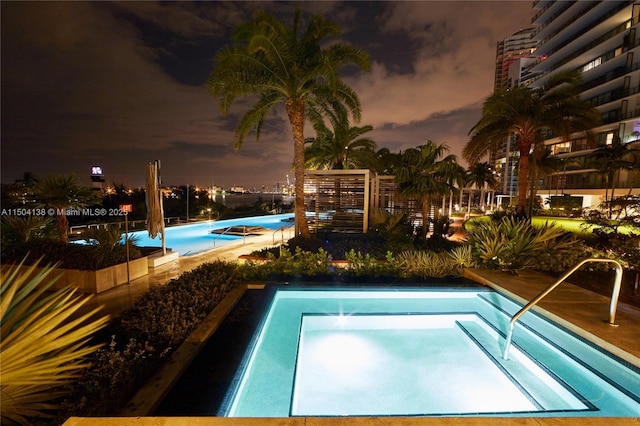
top-left (304, 170), bottom-right (497, 234)
top-left (303, 170), bottom-right (371, 233)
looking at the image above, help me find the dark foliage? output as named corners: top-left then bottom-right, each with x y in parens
top-left (1, 239), bottom-right (142, 270)
top-left (57, 261), bottom-right (241, 420)
top-left (280, 232), bottom-right (414, 260)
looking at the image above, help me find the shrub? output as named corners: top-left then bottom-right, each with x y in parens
top-left (59, 261), bottom-right (241, 418)
top-left (270, 232), bottom-right (414, 261)
top-left (342, 249), bottom-right (398, 278)
top-left (240, 247), bottom-right (332, 280)
top-left (466, 216), bottom-right (584, 274)
top-left (395, 250), bottom-right (462, 279)
top-left (2, 238), bottom-right (142, 271)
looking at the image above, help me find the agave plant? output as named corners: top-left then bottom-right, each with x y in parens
top-left (465, 216), bottom-right (579, 273)
top-left (1, 259), bottom-right (109, 425)
top-left (396, 250), bottom-right (459, 278)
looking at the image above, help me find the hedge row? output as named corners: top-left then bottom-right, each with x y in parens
top-left (55, 261), bottom-right (241, 421)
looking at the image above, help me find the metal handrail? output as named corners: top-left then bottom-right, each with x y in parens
top-left (502, 258), bottom-right (624, 360)
top-left (272, 223), bottom-right (294, 245)
top-left (212, 226), bottom-right (246, 247)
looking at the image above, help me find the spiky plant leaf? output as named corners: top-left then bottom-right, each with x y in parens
top-left (1, 258), bottom-right (110, 425)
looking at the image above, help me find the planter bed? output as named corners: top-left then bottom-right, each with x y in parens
top-left (5, 256), bottom-right (148, 294)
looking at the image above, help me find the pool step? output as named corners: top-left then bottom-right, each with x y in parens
top-left (455, 319), bottom-right (587, 411)
top-left (474, 293), bottom-right (640, 409)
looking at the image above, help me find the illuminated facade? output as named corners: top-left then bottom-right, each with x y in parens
top-left (494, 1), bottom-right (640, 210)
top-left (491, 28), bottom-right (538, 197)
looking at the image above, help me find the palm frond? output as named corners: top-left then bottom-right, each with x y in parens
top-left (1, 259), bottom-right (109, 424)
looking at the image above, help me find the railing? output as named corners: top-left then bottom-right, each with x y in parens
top-left (273, 223), bottom-right (294, 245)
top-left (212, 226), bottom-right (246, 247)
top-left (502, 258), bottom-right (624, 360)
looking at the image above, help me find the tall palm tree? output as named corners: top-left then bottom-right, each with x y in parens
top-left (464, 69), bottom-right (600, 216)
top-left (207, 10), bottom-right (370, 238)
top-left (304, 108), bottom-right (376, 170)
top-left (466, 162), bottom-right (498, 211)
top-left (534, 148), bottom-right (564, 201)
top-left (395, 141), bottom-right (466, 238)
top-left (33, 175), bottom-right (98, 243)
top-left (590, 137), bottom-right (640, 218)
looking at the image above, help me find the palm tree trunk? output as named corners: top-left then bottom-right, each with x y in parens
top-left (609, 170), bottom-right (618, 219)
top-left (56, 214), bottom-right (69, 243)
top-left (422, 199), bottom-right (431, 239)
top-left (517, 144), bottom-right (531, 216)
top-left (287, 100), bottom-right (310, 238)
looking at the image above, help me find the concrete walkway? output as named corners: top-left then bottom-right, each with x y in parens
top-left (85, 230), bottom-right (288, 318)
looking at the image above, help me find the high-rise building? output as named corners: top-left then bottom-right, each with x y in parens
top-left (494, 1), bottom-right (640, 211)
top-left (491, 28), bottom-right (538, 198)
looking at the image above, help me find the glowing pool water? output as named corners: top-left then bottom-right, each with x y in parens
top-left (222, 288), bottom-right (640, 417)
top-left (130, 213), bottom-right (293, 256)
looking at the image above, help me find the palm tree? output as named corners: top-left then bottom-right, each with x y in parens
top-left (33, 175), bottom-right (98, 243)
top-left (534, 148), bottom-right (564, 202)
top-left (207, 10), bottom-right (370, 238)
top-left (304, 108), bottom-right (376, 170)
top-left (371, 147), bottom-right (401, 175)
top-left (590, 137), bottom-right (640, 218)
top-left (466, 162), bottom-right (498, 211)
top-left (395, 141), bottom-right (466, 238)
top-left (465, 69), bottom-right (600, 216)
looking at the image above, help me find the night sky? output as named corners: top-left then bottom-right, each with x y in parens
top-left (1, 1), bottom-right (532, 189)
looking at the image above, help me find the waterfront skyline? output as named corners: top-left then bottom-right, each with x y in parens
top-left (1, 1), bottom-right (532, 188)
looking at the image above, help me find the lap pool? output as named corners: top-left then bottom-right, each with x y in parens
top-left (221, 288), bottom-right (640, 418)
top-left (130, 213), bottom-right (293, 256)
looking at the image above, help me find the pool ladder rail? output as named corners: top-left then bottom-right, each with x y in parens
top-left (502, 258), bottom-right (624, 360)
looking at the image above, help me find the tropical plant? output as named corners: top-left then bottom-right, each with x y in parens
top-left (395, 141), bottom-right (466, 238)
top-left (448, 245), bottom-right (477, 270)
top-left (465, 162), bottom-right (498, 211)
top-left (395, 250), bottom-right (460, 278)
top-left (465, 216), bottom-right (583, 273)
top-left (82, 226), bottom-right (140, 267)
top-left (465, 69), bottom-right (600, 216)
top-left (369, 208), bottom-right (410, 235)
top-left (1, 259), bottom-right (109, 424)
top-left (370, 147), bottom-right (401, 175)
top-left (589, 137), bottom-right (640, 218)
top-left (33, 175), bottom-right (99, 243)
top-left (343, 249), bottom-right (397, 277)
top-left (304, 106), bottom-right (376, 170)
top-left (1, 214), bottom-right (53, 245)
top-left (535, 147), bottom-right (570, 204)
top-left (207, 9), bottom-right (371, 238)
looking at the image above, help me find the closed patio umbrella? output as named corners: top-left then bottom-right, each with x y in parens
top-left (145, 161), bottom-right (166, 255)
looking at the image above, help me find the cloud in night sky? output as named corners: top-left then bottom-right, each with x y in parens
top-left (1, 1), bottom-right (532, 188)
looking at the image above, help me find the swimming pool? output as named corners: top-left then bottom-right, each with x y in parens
top-left (222, 288), bottom-right (640, 417)
top-left (130, 213), bottom-right (293, 256)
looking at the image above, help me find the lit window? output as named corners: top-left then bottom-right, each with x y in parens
top-left (582, 57), bottom-right (602, 72)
